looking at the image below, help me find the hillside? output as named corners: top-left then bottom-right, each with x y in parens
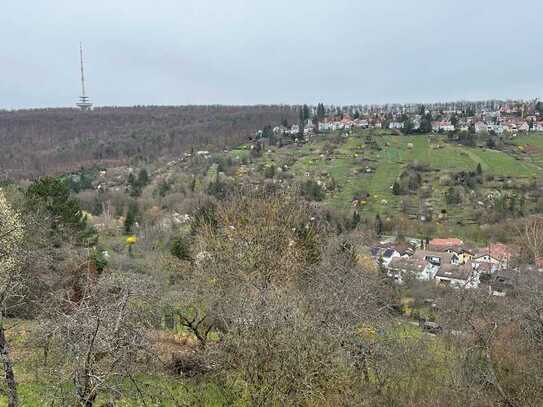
top-left (3, 123), bottom-right (543, 406)
top-left (215, 129), bottom-right (543, 238)
top-left (0, 106), bottom-right (297, 179)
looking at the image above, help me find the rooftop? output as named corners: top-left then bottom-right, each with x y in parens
top-left (429, 238), bottom-right (464, 248)
top-left (436, 264), bottom-right (474, 281)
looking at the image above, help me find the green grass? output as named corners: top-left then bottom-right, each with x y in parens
top-left (280, 132), bottom-right (541, 215)
top-left (511, 132), bottom-right (543, 149)
top-left (510, 133), bottom-right (543, 168)
top-left (379, 135), bottom-right (537, 176)
top-left (465, 148), bottom-right (536, 177)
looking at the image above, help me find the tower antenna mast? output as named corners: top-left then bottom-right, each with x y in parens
top-left (76, 42), bottom-right (93, 110)
top-left (80, 42), bottom-right (86, 97)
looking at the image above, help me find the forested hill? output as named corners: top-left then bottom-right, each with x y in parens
top-left (0, 105), bottom-right (297, 179)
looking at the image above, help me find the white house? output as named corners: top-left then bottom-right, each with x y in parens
top-left (381, 248), bottom-right (401, 268)
top-left (432, 121), bottom-right (455, 132)
top-left (435, 264), bottom-right (480, 289)
top-left (357, 119), bottom-right (369, 128)
top-left (387, 250), bottom-right (454, 283)
top-left (387, 257), bottom-right (427, 284)
top-left (318, 122), bottom-right (332, 132)
top-left (472, 243), bottom-right (515, 271)
top-left (273, 126), bottom-right (288, 135)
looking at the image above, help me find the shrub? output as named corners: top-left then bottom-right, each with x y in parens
top-left (300, 180), bottom-right (325, 201)
top-left (170, 235), bottom-right (192, 261)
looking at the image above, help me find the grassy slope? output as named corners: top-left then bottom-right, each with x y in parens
top-left (282, 132), bottom-right (540, 216)
top-left (510, 133), bottom-right (543, 168)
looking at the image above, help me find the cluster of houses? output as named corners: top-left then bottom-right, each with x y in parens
top-left (374, 237), bottom-right (523, 295)
top-left (270, 115), bottom-right (543, 137)
top-left (271, 117), bottom-right (374, 137)
top-left (266, 103), bottom-right (543, 138)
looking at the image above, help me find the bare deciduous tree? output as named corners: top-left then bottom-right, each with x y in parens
top-left (36, 269), bottom-right (160, 406)
top-left (515, 216), bottom-right (543, 263)
top-left (164, 194), bottom-right (401, 405)
top-left (0, 190), bottom-right (26, 407)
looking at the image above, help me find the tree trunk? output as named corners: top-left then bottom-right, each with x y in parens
top-left (75, 370), bottom-right (96, 407)
top-left (0, 323), bottom-right (18, 407)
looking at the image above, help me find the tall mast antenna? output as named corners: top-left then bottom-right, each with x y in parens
top-left (76, 42), bottom-right (93, 110)
top-left (80, 42), bottom-right (86, 97)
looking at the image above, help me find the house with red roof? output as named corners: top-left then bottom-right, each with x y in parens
top-left (473, 243), bottom-right (516, 270)
top-left (429, 238), bottom-right (464, 249)
top-left (428, 238), bottom-right (476, 265)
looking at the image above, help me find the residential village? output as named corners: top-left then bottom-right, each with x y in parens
top-left (371, 236), bottom-right (530, 295)
top-left (264, 99), bottom-right (543, 138)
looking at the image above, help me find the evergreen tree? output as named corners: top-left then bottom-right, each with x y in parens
top-left (451, 114), bottom-right (458, 127)
top-left (392, 181), bottom-right (401, 196)
top-left (298, 107), bottom-right (305, 135)
top-left (303, 104), bottom-right (310, 121)
top-left (92, 196), bottom-right (103, 216)
top-left (127, 173), bottom-right (136, 189)
top-left (351, 211), bottom-right (361, 229)
top-left (171, 235), bottom-right (192, 261)
top-left (26, 177), bottom-right (93, 243)
top-left (317, 103), bottom-right (326, 121)
top-left (374, 214), bottom-right (384, 236)
top-left (476, 163), bottom-right (483, 176)
top-left (298, 107), bottom-right (304, 124)
top-left (190, 177), bottom-right (197, 192)
top-left (262, 125), bottom-right (273, 139)
top-left (137, 168), bottom-right (149, 187)
top-left (420, 113), bottom-right (433, 133)
top-left (124, 202), bottom-right (139, 234)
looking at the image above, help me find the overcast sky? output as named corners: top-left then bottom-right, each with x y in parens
top-left (1, 0), bottom-right (542, 109)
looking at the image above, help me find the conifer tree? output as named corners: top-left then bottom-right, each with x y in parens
top-left (374, 214), bottom-right (384, 236)
top-left (124, 202), bottom-right (139, 234)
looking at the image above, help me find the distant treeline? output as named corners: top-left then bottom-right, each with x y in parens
top-left (0, 105), bottom-right (298, 179)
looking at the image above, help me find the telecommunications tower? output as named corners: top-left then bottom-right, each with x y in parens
top-left (76, 43), bottom-right (93, 110)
